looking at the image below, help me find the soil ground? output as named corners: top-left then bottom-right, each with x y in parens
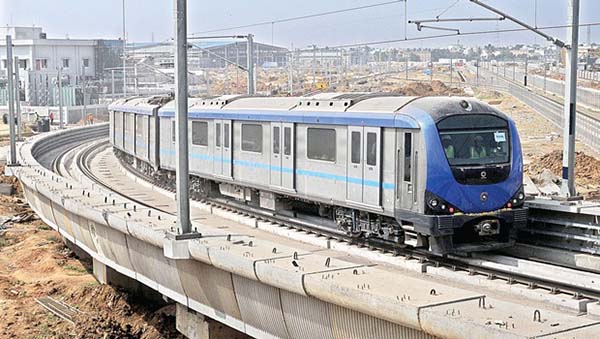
top-left (0, 166), bottom-right (184, 339)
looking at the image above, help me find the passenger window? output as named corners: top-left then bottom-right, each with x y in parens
top-left (171, 120), bottom-right (176, 143)
top-left (224, 123), bottom-right (230, 148)
top-left (284, 127), bottom-right (291, 155)
top-left (242, 124), bottom-right (263, 153)
top-left (307, 128), bottom-right (336, 162)
top-left (404, 133), bottom-right (412, 182)
top-left (273, 126), bottom-right (280, 154)
top-left (191, 121), bottom-right (208, 146)
top-left (351, 131), bottom-right (361, 164)
top-left (367, 132), bottom-right (377, 166)
top-left (136, 115), bottom-right (144, 139)
top-left (216, 123), bottom-right (221, 147)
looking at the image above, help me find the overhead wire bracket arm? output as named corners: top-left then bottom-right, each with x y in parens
top-left (469, 0), bottom-right (567, 48)
top-left (415, 24), bottom-right (460, 34)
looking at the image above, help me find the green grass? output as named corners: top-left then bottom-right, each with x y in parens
top-left (46, 235), bottom-right (59, 243)
top-left (0, 237), bottom-right (13, 247)
top-left (63, 264), bottom-right (88, 274)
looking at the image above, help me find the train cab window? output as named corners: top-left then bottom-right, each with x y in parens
top-left (191, 121), bottom-right (208, 146)
top-left (366, 132), bottom-right (377, 166)
top-left (438, 115), bottom-right (510, 166)
top-left (171, 120), bottom-right (176, 143)
top-left (351, 131), bottom-right (361, 164)
top-left (273, 126), bottom-right (280, 154)
top-left (404, 133), bottom-right (412, 182)
top-left (216, 123), bottom-right (221, 147)
top-left (284, 127), bottom-right (291, 155)
top-left (307, 128), bottom-right (336, 162)
top-left (242, 124), bottom-right (263, 153)
top-left (224, 123), bottom-right (230, 148)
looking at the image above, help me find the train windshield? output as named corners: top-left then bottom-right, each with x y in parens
top-left (437, 114), bottom-right (510, 167)
top-left (440, 129), bottom-right (509, 166)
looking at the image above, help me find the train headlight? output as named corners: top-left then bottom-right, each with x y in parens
top-left (429, 199), bottom-right (439, 208)
top-left (508, 186), bottom-right (526, 208)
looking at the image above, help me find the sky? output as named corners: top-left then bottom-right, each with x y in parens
top-left (0, 0), bottom-right (599, 49)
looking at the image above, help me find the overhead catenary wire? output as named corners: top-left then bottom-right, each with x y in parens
top-left (189, 0), bottom-right (405, 35)
top-left (318, 21), bottom-right (600, 49)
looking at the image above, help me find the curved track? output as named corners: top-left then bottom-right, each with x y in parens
top-left (65, 138), bottom-right (600, 303)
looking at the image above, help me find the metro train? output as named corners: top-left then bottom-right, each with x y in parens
top-left (108, 93), bottom-right (527, 255)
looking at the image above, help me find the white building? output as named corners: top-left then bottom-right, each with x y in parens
top-left (0, 26), bottom-right (122, 105)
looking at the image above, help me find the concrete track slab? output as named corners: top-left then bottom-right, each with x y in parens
top-left (425, 265), bottom-right (594, 313)
top-left (304, 265), bottom-right (484, 329)
top-left (255, 250), bottom-right (366, 295)
top-left (420, 297), bottom-right (600, 339)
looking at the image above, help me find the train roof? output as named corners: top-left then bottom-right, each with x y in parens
top-left (110, 93), bottom-right (508, 129)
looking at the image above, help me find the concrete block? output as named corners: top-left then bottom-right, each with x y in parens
top-left (176, 303), bottom-right (210, 339)
top-left (163, 234), bottom-right (195, 260)
top-left (0, 183), bottom-right (14, 196)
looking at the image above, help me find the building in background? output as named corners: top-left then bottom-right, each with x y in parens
top-left (0, 26), bottom-right (123, 106)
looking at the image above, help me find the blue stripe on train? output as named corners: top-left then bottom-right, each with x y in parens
top-left (159, 149), bottom-right (395, 190)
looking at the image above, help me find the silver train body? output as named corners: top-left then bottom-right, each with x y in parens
top-left (109, 93), bottom-right (527, 255)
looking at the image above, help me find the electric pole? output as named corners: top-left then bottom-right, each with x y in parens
top-left (6, 35), bottom-right (17, 166)
top-left (14, 56), bottom-right (22, 140)
top-left (58, 67), bottom-right (64, 129)
top-left (247, 34), bottom-right (255, 95)
top-left (122, 0), bottom-right (127, 97)
top-left (561, 0), bottom-right (580, 197)
top-left (174, 0), bottom-right (191, 233)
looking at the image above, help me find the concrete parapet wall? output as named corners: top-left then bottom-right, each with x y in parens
top-left (11, 125), bottom-right (600, 339)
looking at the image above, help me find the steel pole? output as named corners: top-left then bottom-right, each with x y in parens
top-left (561, 0), bottom-right (580, 197)
top-left (476, 59), bottom-right (480, 86)
top-left (14, 56), bottom-right (22, 140)
top-left (58, 67), bottom-right (64, 129)
top-left (450, 55), bottom-right (453, 85)
top-left (111, 70), bottom-right (115, 100)
top-left (6, 36), bottom-right (17, 165)
top-left (174, 0), bottom-right (191, 233)
top-left (247, 34), bottom-right (255, 95)
top-left (122, 0), bottom-right (127, 97)
top-left (82, 64), bottom-right (87, 124)
top-left (543, 55), bottom-right (547, 93)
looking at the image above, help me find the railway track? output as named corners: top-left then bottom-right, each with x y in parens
top-left (62, 138), bottom-right (600, 307)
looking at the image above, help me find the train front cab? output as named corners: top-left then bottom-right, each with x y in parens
top-left (395, 99), bottom-right (527, 255)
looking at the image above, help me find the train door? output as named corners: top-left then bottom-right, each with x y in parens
top-left (399, 132), bottom-right (415, 210)
top-left (281, 123), bottom-right (295, 190)
top-left (347, 126), bottom-right (381, 206)
top-left (213, 120), bottom-right (232, 178)
top-left (270, 122), bottom-right (295, 190)
top-left (363, 127), bottom-right (381, 206)
top-left (270, 123), bottom-right (282, 186)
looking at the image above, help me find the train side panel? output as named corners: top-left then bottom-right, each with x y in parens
top-left (159, 117), bottom-right (176, 171)
top-left (123, 112), bottom-right (135, 154)
top-left (113, 111), bottom-right (124, 150)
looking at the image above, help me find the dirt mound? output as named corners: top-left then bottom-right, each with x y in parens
top-left (395, 81), bottom-right (465, 97)
top-left (68, 285), bottom-right (182, 339)
top-left (526, 150), bottom-right (600, 199)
